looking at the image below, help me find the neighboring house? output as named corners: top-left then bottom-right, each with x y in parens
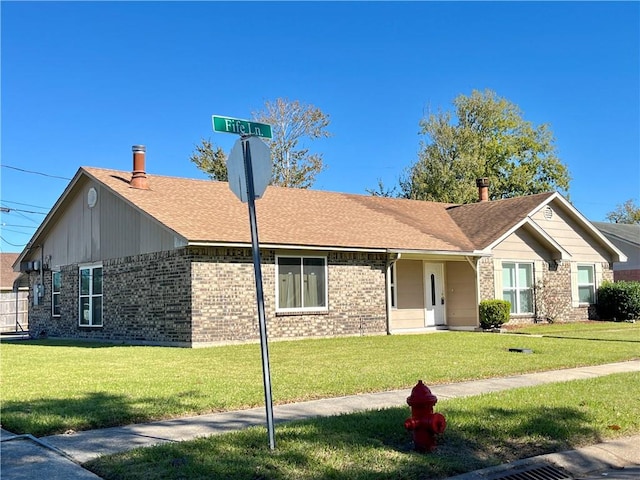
top-left (593, 222), bottom-right (640, 282)
top-left (1, 252), bottom-right (28, 333)
top-left (14, 146), bottom-right (626, 347)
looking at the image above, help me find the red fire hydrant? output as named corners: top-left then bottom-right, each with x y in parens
top-left (404, 380), bottom-right (446, 452)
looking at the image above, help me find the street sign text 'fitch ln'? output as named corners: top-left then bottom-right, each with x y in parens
top-left (212, 115), bottom-right (273, 139)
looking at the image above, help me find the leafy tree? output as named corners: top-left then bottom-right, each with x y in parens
top-left (606, 199), bottom-right (640, 224)
top-left (189, 139), bottom-right (228, 181)
top-left (189, 98), bottom-right (331, 188)
top-left (399, 89), bottom-right (571, 203)
top-left (252, 98), bottom-right (331, 188)
top-left (366, 179), bottom-right (398, 197)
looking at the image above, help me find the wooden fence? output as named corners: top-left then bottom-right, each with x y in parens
top-left (0, 291), bottom-right (28, 333)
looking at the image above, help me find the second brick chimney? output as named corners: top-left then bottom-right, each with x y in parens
top-left (130, 145), bottom-right (149, 190)
top-left (476, 178), bottom-right (489, 202)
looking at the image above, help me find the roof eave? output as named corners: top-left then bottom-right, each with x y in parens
top-left (187, 241), bottom-right (388, 253)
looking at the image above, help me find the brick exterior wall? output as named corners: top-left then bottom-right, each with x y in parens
top-left (477, 257), bottom-right (613, 325)
top-left (28, 247), bottom-right (388, 347)
top-left (478, 257), bottom-right (494, 302)
top-left (28, 250), bottom-right (193, 345)
top-left (189, 247), bottom-right (388, 345)
top-left (615, 269), bottom-right (640, 282)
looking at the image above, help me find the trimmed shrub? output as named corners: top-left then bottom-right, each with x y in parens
top-left (596, 281), bottom-right (640, 321)
top-left (479, 299), bottom-right (511, 329)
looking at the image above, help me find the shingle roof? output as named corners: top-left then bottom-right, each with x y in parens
top-left (446, 193), bottom-right (556, 249)
top-left (83, 167), bottom-right (480, 252)
top-left (593, 222), bottom-right (640, 247)
top-left (1, 253), bottom-right (21, 290)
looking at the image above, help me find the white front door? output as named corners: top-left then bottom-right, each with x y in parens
top-left (424, 262), bottom-right (445, 327)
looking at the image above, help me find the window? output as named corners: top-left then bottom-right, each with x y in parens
top-left (79, 265), bottom-right (103, 326)
top-left (52, 271), bottom-right (61, 317)
top-left (390, 263), bottom-right (397, 309)
top-left (502, 262), bottom-right (533, 314)
top-left (276, 256), bottom-right (327, 311)
top-left (577, 264), bottom-right (595, 304)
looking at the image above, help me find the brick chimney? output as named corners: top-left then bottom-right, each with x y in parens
top-left (476, 178), bottom-right (489, 202)
top-left (130, 145), bottom-right (149, 190)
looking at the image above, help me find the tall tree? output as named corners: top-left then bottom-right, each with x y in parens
top-left (189, 98), bottom-right (331, 188)
top-left (189, 139), bottom-right (228, 181)
top-left (399, 89), bottom-right (571, 203)
top-left (606, 199), bottom-right (640, 224)
top-left (252, 98), bottom-right (331, 188)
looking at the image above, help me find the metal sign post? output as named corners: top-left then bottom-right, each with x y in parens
top-left (213, 113), bottom-right (275, 450)
top-left (241, 137), bottom-right (276, 450)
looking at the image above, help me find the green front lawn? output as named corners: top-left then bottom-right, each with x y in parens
top-left (1, 322), bottom-right (639, 436)
top-left (507, 320), bottom-right (640, 341)
top-left (86, 372), bottom-right (640, 480)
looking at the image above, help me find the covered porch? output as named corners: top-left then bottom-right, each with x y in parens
top-left (387, 252), bottom-right (484, 333)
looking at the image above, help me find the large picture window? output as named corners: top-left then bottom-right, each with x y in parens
top-left (502, 262), bottom-right (533, 314)
top-left (79, 265), bottom-right (103, 326)
top-left (276, 256), bottom-right (327, 311)
top-left (52, 271), bottom-right (61, 317)
top-left (577, 264), bottom-right (595, 304)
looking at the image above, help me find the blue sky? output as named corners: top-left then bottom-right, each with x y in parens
top-left (1, 1), bottom-right (638, 253)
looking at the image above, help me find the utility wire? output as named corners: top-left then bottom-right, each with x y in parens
top-left (0, 235), bottom-right (26, 247)
top-left (0, 207), bottom-right (47, 215)
top-left (1, 228), bottom-right (33, 235)
top-left (1, 224), bottom-right (38, 229)
top-left (1, 200), bottom-right (50, 210)
top-left (1, 164), bottom-right (71, 180)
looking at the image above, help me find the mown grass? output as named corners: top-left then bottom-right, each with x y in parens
top-left (1, 322), bottom-right (639, 436)
top-left (507, 320), bottom-right (640, 342)
top-left (85, 372), bottom-right (640, 480)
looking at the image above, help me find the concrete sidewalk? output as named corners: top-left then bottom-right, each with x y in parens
top-left (2, 360), bottom-right (639, 479)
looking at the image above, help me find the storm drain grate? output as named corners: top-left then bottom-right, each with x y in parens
top-left (486, 463), bottom-right (573, 480)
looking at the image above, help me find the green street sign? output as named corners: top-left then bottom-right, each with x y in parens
top-left (212, 115), bottom-right (273, 139)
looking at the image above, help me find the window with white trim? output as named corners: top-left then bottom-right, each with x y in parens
top-left (502, 262), bottom-right (533, 314)
top-left (276, 256), bottom-right (327, 311)
top-left (79, 265), bottom-right (103, 326)
top-left (577, 264), bottom-right (595, 304)
top-left (52, 271), bottom-right (61, 317)
top-left (390, 263), bottom-right (397, 309)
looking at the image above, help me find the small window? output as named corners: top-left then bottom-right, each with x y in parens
top-left (390, 263), bottom-right (397, 309)
top-left (577, 265), bottom-right (595, 304)
top-left (276, 256), bottom-right (327, 311)
top-left (79, 265), bottom-right (103, 326)
top-left (502, 262), bottom-right (533, 314)
top-left (52, 271), bottom-right (61, 317)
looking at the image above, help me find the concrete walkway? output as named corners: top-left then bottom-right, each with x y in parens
top-left (2, 360), bottom-right (640, 479)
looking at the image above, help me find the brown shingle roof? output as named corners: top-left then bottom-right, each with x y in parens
top-left (446, 192), bottom-right (556, 249)
top-left (1, 253), bottom-right (21, 290)
top-left (83, 167), bottom-right (479, 252)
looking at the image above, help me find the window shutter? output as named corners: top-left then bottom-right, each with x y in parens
top-left (494, 259), bottom-right (502, 300)
top-left (570, 262), bottom-right (579, 307)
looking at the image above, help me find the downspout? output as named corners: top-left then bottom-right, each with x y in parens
top-left (385, 252), bottom-right (401, 334)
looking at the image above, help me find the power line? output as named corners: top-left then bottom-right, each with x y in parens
top-left (1, 224), bottom-right (38, 229)
top-left (1, 200), bottom-right (50, 210)
top-left (1, 228), bottom-right (33, 235)
top-left (0, 207), bottom-right (47, 215)
top-left (1, 164), bottom-right (71, 180)
top-left (0, 235), bottom-right (26, 247)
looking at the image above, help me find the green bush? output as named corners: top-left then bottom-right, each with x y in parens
top-left (596, 281), bottom-right (640, 321)
top-left (479, 299), bottom-right (511, 329)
